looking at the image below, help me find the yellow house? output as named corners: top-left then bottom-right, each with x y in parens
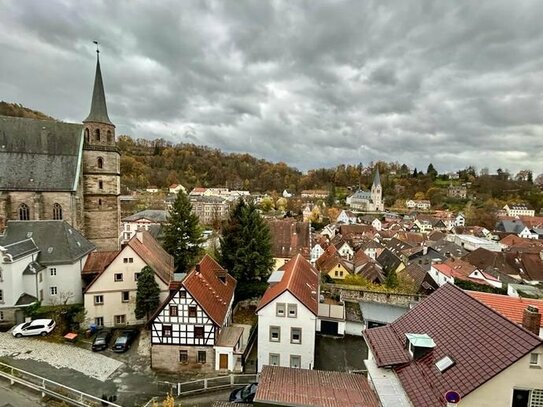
top-left (316, 245), bottom-right (352, 281)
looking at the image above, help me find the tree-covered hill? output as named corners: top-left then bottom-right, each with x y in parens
top-left (0, 101), bottom-right (55, 120)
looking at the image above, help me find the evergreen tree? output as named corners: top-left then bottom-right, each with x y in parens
top-left (162, 191), bottom-right (204, 273)
top-left (135, 266), bottom-right (160, 320)
top-left (426, 163), bottom-right (438, 180)
top-left (220, 200), bottom-right (274, 282)
top-left (413, 168), bottom-right (418, 178)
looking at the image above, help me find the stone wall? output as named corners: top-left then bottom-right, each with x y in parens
top-left (324, 284), bottom-right (423, 306)
top-left (152, 344), bottom-right (215, 373)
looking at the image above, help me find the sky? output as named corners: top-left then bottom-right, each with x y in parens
top-left (2, 0), bottom-right (543, 175)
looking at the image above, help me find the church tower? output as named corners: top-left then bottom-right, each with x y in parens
top-left (370, 168), bottom-right (383, 211)
top-left (82, 50), bottom-right (121, 251)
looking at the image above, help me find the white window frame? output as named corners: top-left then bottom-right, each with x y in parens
top-left (276, 303), bottom-right (286, 317)
top-left (94, 317), bottom-right (104, 327)
top-left (114, 315), bottom-right (126, 325)
top-left (121, 291), bottom-right (130, 303)
top-left (94, 295), bottom-right (104, 305)
top-left (288, 304), bottom-right (298, 318)
top-left (290, 355), bottom-right (301, 368)
top-left (291, 327), bottom-right (302, 344)
top-left (530, 353), bottom-right (541, 367)
top-left (269, 353), bottom-right (280, 366)
top-left (114, 273), bottom-right (123, 282)
top-left (50, 286), bottom-right (58, 295)
top-left (50, 268), bottom-right (57, 276)
top-left (270, 326), bottom-right (280, 342)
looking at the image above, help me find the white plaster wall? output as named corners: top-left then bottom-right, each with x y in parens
top-left (42, 258), bottom-right (86, 305)
top-left (257, 291), bottom-right (317, 372)
top-left (461, 344), bottom-right (543, 407)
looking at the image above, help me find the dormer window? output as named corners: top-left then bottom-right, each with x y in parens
top-left (406, 333), bottom-right (436, 359)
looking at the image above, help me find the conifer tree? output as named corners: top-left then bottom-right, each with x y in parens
top-left (135, 266), bottom-right (160, 320)
top-left (220, 200), bottom-right (274, 282)
top-left (162, 191), bottom-right (204, 273)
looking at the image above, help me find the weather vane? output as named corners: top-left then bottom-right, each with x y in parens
top-left (93, 40), bottom-right (99, 54)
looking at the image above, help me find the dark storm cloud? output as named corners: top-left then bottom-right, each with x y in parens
top-left (2, 0), bottom-right (543, 174)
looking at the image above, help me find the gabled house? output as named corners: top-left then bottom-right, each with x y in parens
top-left (150, 255), bottom-right (237, 373)
top-left (430, 258), bottom-right (502, 288)
top-left (0, 220), bottom-right (95, 324)
top-left (398, 263), bottom-right (438, 294)
top-left (364, 284), bottom-right (543, 407)
top-left (336, 210), bottom-right (357, 225)
top-left (316, 245), bottom-right (352, 281)
top-left (331, 236), bottom-right (354, 260)
top-left (84, 231), bottom-right (173, 327)
top-left (268, 219), bottom-right (311, 270)
top-left (256, 255), bottom-right (318, 372)
top-left (121, 209), bottom-right (169, 244)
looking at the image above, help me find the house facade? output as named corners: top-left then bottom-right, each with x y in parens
top-left (150, 255), bottom-right (237, 373)
top-left (120, 209), bottom-right (168, 244)
top-left (256, 255), bottom-right (318, 372)
top-left (504, 204), bottom-right (535, 217)
top-left (84, 231), bottom-right (173, 327)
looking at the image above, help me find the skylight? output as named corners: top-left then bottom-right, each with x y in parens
top-left (435, 356), bottom-right (455, 373)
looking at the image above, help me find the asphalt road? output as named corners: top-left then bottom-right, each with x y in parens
top-left (0, 381), bottom-right (43, 406)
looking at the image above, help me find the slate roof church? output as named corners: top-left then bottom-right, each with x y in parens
top-left (0, 51), bottom-right (121, 251)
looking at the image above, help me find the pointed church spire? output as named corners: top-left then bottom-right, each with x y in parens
top-left (372, 168), bottom-right (381, 188)
top-left (84, 45), bottom-right (113, 126)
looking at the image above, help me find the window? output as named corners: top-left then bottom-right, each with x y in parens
top-left (52, 203), bottom-right (63, 220)
top-left (169, 306), bottom-right (178, 317)
top-left (126, 224), bottom-right (131, 231)
top-left (179, 350), bottom-right (188, 363)
top-left (95, 317), bottom-right (104, 327)
top-left (290, 355), bottom-right (301, 368)
top-left (134, 272), bottom-right (140, 281)
top-left (114, 273), bottom-right (123, 282)
top-left (179, 291), bottom-right (186, 299)
top-left (50, 268), bottom-right (57, 276)
top-left (50, 287), bottom-right (58, 295)
top-left (98, 199), bottom-right (102, 206)
top-left (99, 180), bottom-right (103, 190)
top-left (121, 291), bottom-right (129, 303)
top-left (0, 289), bottom-right (3, 302)
top-left (530, 353), bottom-right (541, 367)
top-left (38, 272), bottom-right (42, 283)
top-left (114, 315), bottom-right (126, 325)
top-left (269, 353), bottom-right (280, 366)
top-left (94, 128), bottom-right (100, 141)
top-left (94, 295), bottom-right (104, 305)
top-left (194, 326), bottom-right (204, 339)
top-left (269, 326), bottom-right (280, 342)
top-left (0, 311), bottom-right (4, 321)
top-left (122, 258), bottom-right (134, 264)
top-left (84, 128), bottom-right (90, 143)
top-left (19, 203), bottom-right (30, 220)
top-left (97, 157), bottom-right (104, 169)
top-left (288, 304), bottom-right (298, 318)
top-left (197, 351), bottom-right (207, 363)
top-left (291, 328), bottom-right (302, 344)
top-left (276, 303), bottom-right (286, 317)
top-left (188, 306), bottom-right (197, 318)
top-left (107, 130), bottom-right (112, 143)
top-left (162, 325), bottom-right (172, 337)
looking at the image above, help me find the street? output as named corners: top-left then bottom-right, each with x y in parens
top-left (0, 381), bottom-right (43, 407)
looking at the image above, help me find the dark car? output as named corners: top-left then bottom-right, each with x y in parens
top-left (92, 329), bottom-right (112, 351)
top-left (112, 329), bottom-right (138, 353)
top-left (229, 383), bottom-right (257, 403)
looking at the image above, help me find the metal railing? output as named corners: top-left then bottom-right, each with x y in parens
top-left (0, 361), bottom-right (123, 407)
top-left (174, 373), bottom-right (258, 396)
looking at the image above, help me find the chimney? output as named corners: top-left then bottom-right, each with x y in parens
top-left (522, 306), bottom-right (541, 336)
top-left (195, 264), bottom-right (201, 274)
top-left (422, 246), bottom-right (428, 255)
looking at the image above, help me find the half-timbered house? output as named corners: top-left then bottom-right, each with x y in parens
top-left (150, 255), bottom-right (238, 373)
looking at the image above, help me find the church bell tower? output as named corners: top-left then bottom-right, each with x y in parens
top-left (82, 48), bottom-right (121, 251)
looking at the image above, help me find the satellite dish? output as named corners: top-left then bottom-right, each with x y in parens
top-left (444, 391), bottom-right (461, 404)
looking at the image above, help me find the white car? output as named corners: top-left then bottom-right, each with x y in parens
top-left (12, 319), bottom-right (56, 337)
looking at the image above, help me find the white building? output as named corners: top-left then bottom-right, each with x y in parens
top-left (347, 170), bottom-right (384, 212)
top-left (455, 213), bottom-right (465, 227)
top-left (150, 255), bottom-right (240, 373)
top-left (84, 231), bottom-right (173, 327)
top-left (336, 210), bottom-right (357, 224)
top-left (256, 255), bottom-right (318, 372)
top-left (168, 184), bottom-right (186, 194)
top-left (121, 209), bottom-right (168, 244)
top-left (504, 204), bottom-right (535, 217)
top-left (0, 220), bottom-right (94, 324)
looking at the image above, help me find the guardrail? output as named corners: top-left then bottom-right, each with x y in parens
top-left (0, 361), bottom-right (122, 407)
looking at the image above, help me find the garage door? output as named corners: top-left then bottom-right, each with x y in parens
top-left (320, 320), bottom-right (338, 335)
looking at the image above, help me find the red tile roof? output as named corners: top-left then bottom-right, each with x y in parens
top-left (256, 254), bottom-right (318, 315)
top-left (267, 219), bottom-right (311, 259)
top-left (82, 251), bottom-right (118, 275)
top-left (255, 366), bottom-right (379, 407)
top-left (364, 284), bottom-right (543, 407)
top-left (183, 255), bottom-right (236, 326)
top-left (468, 291), bottom-right (543, 328)
top-left (127, 231), bottom-right (174, 285)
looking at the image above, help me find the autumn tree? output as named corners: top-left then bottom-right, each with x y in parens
top-left (162, 191), bottom-right (204, 273)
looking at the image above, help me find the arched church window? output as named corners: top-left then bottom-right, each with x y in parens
top-left (19, 203), bottom-right (30, 221)
top-left (94, 128), bottom-right (101, 142)
top-left (84, 128), bottom-right (90, 143)
top-left (98, 199), bottom-right (102, 206)
top-left (53, 203), bottom-right (63, 220)
top-left (107, 130), bottom-right (112, 143)
top-left (97, 157), bottom-right (104, 169)
top-left (99, 180), bottom-right (103, 190)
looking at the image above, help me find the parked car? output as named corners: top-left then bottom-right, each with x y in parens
top-left (12, 319), bottom-right (56, 338)
top-left (92, 329), bottom-right (112, 351)
top-left (112, 329), bottom-right (138, 353)
top-left (229, 383), bottom-right (258, 403)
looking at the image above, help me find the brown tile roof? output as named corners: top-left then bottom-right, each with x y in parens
top-left (462, 248), bottom-right (519, 276)
top-left (467, 291), bottom-right (543, 328)
top-left (356, 261), bottom-right (385, 284)
top-left (183, 255), bottom-right (236, 326)
top-left (267, 219), bottom-right (310, 259)
top-left (215, 325), bottom-right (244, 347)
top-left (255, 366), bottom-right (379, 407)
top-left (339, 224), bottom-right (376, 236)
top-left (395, 231), bottom-right (426, 245)
top-left (82, 251), bottom-right (118, 275)
top-left (256, 254), bottom-right (318, 315)
top-left (364, 284), bottom-right (543, 407)
top-left (127, 231), bottom-right (174, 285)
top-left (400, 263), bottom-right (437, 292)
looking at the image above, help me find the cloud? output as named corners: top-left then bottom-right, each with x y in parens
top-left (1, 0), bottom-right (543, 175)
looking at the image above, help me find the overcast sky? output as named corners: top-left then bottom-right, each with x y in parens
top-left (2, 0), bottom-right (543, 174)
